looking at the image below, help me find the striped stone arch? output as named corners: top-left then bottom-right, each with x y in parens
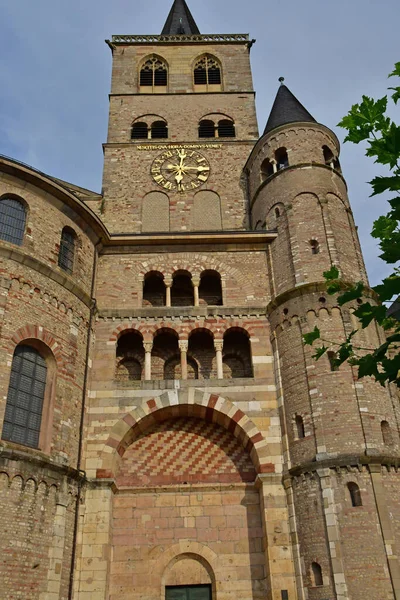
top-left (9, 324), bottom-right (63, 365)
top-left (109, 323), bottom-right (149, 343)
top-left (136, 253), bottom-right (241, 282)
top-left (97, 390), bottom-right (273, 479)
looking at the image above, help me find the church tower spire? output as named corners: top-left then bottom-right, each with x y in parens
top-left (161, 0), bottom-right (200, 35)
top-left (263, 81), bottom-right (316, 135)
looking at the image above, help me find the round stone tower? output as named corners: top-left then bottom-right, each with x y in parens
top-left (245, 83), bottom-right (400, 600)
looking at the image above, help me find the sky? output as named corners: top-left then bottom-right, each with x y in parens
top-left (0, 0), bottom-right (399, 286)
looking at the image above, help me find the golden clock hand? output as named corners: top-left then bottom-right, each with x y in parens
top-left (181, 165), bottom-right (210, 172)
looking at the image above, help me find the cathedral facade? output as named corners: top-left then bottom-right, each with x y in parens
top-left (0, 2), bottom-right (399, 599)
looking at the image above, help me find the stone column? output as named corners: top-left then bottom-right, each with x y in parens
top-left (214, 340), bottom-right (223, 379)
top-left (39, 482), bottom-right (69, 600)
top-left (144, 341), bottom-right (153, 380)
top-left (192, 278), bottom-right (200, 307)
top-left (179, 340), bottom-right (189, 380)
top-left (271, 158), bottom-right (278, 173)
top-left (257, 474), bottom-right (299, 600)
top-left (165, 279), bottom-right (172, 307)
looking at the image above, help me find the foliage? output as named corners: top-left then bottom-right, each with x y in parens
top-left (303, 63), bottom-right (400, 387)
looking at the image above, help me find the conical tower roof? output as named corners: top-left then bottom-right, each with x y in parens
top-left (263, 82), bottom-right (316, 135)
top-left (161, 0), bottom-right (200, 35)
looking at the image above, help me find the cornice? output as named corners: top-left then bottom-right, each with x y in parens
top-left (97, 304), bottom-right (268, 320)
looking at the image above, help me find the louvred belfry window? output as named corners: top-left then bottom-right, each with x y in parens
top-left (194, 56), bottom-right (221, 87)
top-left (2, 345), bottom-right (47, 448)
top-left (140, 57), bottom-right (168, 88)
top-left (58, 227), bottom-right (76, 274)
top-left (0, 197), bottom-right (26, 245)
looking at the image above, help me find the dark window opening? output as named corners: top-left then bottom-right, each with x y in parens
top-left (310, 239), bottom-right (320, 255)
top-left (143, 271), bottom-right (166, 307)
top-left (0, 197), bottom-right (26, 246)
top-left (275, 147), bottom-right (289, 170)
top-left (199, 120), bottom-right (215, 138)
top-left (327, 351), bottom-right (339, 372)
top-left (132, 122), bottom-right (149, 139)
top-left (323, 145), bottom-right (334, 165)
top-left (2, 345), bottom-right (47, 448)
top-left (348, 482), bottom-right (362, 507)
top-left (171, 270), bottom-right (194, 306)
top-left (166, 584), bottom-right (212, 600)
top-left (295, 415), bottom-right (305, 439)
top-left (116, 331), bottom-right (144, 382)
top-left (218, 119), bottom-right (235, 138)
top-left (151, 121), bottom-right (168, 139)
top-left (275, 207), bottom-right (280, 218)
top-left (223, 329), bottom-right (253, 378)
top-left (58, 227), bottom-right (76, 274)
top-left (261, 158), bottom-right (274, 181)
top-left (381, 420), bottom-right (393, 446)
top-left (152, 329), bottom-right (179, 380)
top-left (188, 329), bottom-right (216, 379)
top-left (199, 270), bottom-right (222, 306)
top-left (311, 562), bottom-right (323, 587)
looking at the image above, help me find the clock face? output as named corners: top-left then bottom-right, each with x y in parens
top-left (151, 148), bottom-right (210, 193)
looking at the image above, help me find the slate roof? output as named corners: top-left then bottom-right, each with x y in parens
top-left (263, 83), bottom-right (316, 135)
top-left (161, 0), bottom-right (200, 35)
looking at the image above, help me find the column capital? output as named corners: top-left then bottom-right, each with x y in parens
top-left (143, 341), bottom-right (153, 353)
top-left (179, 340), bottom-right (189, 352)
top-left (192, 278), bottom-right (200, 287)
top-left (214, 340), bottom-right (223, 352)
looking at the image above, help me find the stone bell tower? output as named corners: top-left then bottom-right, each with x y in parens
top-left (246, 81), bottom-right (400, 600)
top-left (100, 0), bottom-right (259, 233)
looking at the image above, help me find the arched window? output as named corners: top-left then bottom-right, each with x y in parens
top-left (275, 207), bottom-right (280, 218)
top-left (58, 227), bottom-right (76, 274)
top-left (2, 345), bottom-right (47, 448)
top-left (223, 328), bottom-right (253, 378)
top-left (194, 55), bottom-right (221, 88)
top-left (323, 145), bottom-right (334, 166)
top-left (295, 415), bottom-right (305, 439)
top-left (143, 271), bottom-right (166, 307)
top-left (171, 270), bottom-right (194, 306)
top-left (116, 331), bottom-right (144, 382)
top-left (140, 56), bottom-right (168, 89)
top-left (152, 329), bottom-right (179, 380)
top-left (199, 120), bottom-right (215, 138)
top-left (151, 121), bottom-right (168, 139)
top-left (311, 562), bottom-right (323, 587)
top-left (131, 122), bottom-right (149, 139)
top-left (188, 329), bottom-right (216, 379)
top-left (275, 147), bottom-right (289, 170)
top-left (327, 351), bottom-right (338, 372)
top-left (0, 197), bottom-right (26, 246)
top-left (218, 119), bottom-right (235, 138)
top-left (310, 239), bottom-right (320, 255)
top-left (347, 482), bottom-right (362, 507)
top-left (381, 420), bottom-right (393, 446)
top-left (261, 158), bottom-right (274, 181)
top-left (199, 270), bottom-right (222, 305)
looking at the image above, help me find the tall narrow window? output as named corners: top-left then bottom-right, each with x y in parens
top-left (311, 562), bottom-right (323, 587)
top-left (2, 345), bottom-right (47, 448)
top-left (218, 119), bottom-right (235, 138)
top-left (310, 239), bottom-right (320, 255)
top-left (295, 415), bottom-right (305, 439)
top-left (381, 420), bottom-right (393, 446)
top-left (0, 197), bottom-right (26, 246)
top-left (261, 158), bottom-right (274, 181)
top-left (347, 482), bottom-right (362, 507)
top-left (327, 351), bottom-right (338, 372)
top-left (140, 57), bottom-right (168, 89)
top-left (194, 55), bottom-right (221, 88)
top-left (58, 227), bottom-right (76, 274)
top-left (275, 147), bottom-right (289, 170)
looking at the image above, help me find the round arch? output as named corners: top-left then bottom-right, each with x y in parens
top-left (97, 390), bottom-right (273, 478)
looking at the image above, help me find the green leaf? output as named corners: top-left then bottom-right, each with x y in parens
top-left (324, 266), bottom-right (340, 281)
top-left (367, 123), bottom-right (400, 168)
top-left (338, 96), bottom-right (388, 143)
top-left (357, 353), bottom-right (381, 380)
top-left (389, 87), bottom-right (400, 105)
top-left (337, 282), bottom-right (364, 305)
top-left (353, 302), bottom-right (388, 327)
top-left (373, 276), bottom-right (400, 302)
top-left (312, 346), bottom-right (328, 360)
top-left (369, 175), bottom-right (400, 196)
top-left (303, 327), bottom-right (321, 346)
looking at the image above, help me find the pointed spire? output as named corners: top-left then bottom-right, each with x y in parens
top-left (263, 80), bottom-right (316, 135)
top-left (161, 0), bottom-right (200, 35)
